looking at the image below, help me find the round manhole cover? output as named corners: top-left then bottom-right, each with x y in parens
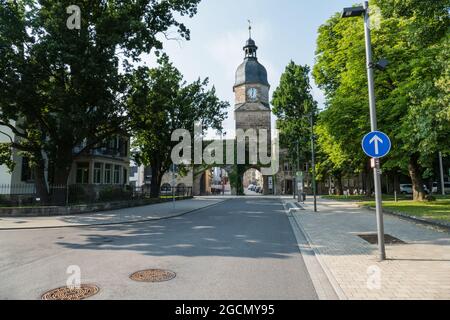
top-left (130, 269), bottom-right (176, 282)
top-left (41, 285), bottom-right (99, 300)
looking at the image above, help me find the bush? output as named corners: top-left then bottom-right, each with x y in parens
top-left (99, 186), bottom-right (132, 202)
top-left (425, 195), bottom-right (437, 202)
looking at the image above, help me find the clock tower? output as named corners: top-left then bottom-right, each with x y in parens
top-left (233, 35), bottom-right (271, 134)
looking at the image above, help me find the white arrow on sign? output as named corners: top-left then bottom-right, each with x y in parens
top-left (369, 135), bottom-right (383, 155)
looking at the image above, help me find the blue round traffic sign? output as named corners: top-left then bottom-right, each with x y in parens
top-left (362, 131), bottom-right (391, 158)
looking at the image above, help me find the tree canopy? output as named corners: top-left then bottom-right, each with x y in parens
top-left (127, 54), bottom-right (229, 197)
top-left (0, 0), bottom-right (201, 202)
top-left (312, 0), bottom-right (450, 200)
top-left (271, 61), bottom-right (318, 168)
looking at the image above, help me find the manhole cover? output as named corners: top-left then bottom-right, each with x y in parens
top-left (130, 269), bottom-right (176, 282)
top-left (41, 284), bottom-right (99, 300)
top-left (358, 233), bottom-right (406, 245)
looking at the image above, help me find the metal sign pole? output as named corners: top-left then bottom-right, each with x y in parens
top-left (439, 152), bottom-right (446, 196)
top-left (364, 1), bottom-right (385, 261)
top-left (172, 164), bottom-right (176, 210)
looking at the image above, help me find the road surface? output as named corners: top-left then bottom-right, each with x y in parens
top-left (0, 198), bottom-right (318, 299)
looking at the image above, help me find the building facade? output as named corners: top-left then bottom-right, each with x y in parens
top-left (0, 127), bottom-right (130, 199)
top-left (69, 136), bottom-right (130, 187)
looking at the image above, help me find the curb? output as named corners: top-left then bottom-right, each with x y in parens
top-left (0, 199), bottom-right (229, 231)
top-left (283, 201), bottom-right (347, 300)
top-left (360, 205), bottom-right (450, 231)
top-left (0, 197), bottom-right (194, 218)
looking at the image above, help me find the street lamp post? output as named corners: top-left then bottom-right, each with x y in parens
top-left (310, 112), bottom-right (317, 212)
top-left (293, 141), bottom-right (299, 199)
top-left (342, 1), bottom-right (386, 261)
top-left (296, 141), bottom-right (301, 202)
top-left (294, 113), bottom-right (317, 211)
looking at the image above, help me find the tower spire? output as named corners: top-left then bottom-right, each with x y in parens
top-left (243, 21), bottom-right (257, 59)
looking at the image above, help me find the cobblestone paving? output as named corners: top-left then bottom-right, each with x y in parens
top-left (288, 198), bottom-right (450, 300)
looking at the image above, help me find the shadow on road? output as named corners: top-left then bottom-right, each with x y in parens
top-left (55, 198), bottom-right (306, 260)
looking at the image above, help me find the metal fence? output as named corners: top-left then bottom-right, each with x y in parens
top-left (0, 184), bottom-right (193, 207)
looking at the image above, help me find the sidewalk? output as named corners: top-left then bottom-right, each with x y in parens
top-left (0, 197), bottom-right (227, 230)
top-left (286, 197), bottom-right (450, 300)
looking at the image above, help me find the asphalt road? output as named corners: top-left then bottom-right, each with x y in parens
top-left (0, 198), bottom-right (318, 300)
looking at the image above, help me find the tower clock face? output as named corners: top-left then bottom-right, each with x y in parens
top-left (247, 88), bottom-right (258, 101)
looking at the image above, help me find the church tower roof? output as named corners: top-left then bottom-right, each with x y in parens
top-left (234, 25), bottom-right (269, 88)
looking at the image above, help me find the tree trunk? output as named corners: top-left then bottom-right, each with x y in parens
top-left (393, 173), bottom-right (400, 194)
top-left (52, 165), bottom-right (72, 206)
top-left (51, 145), bottom-right (74, 206)
top-left (150, 165), bottom-right (162, 198)
top-left (33, 160), bottom-right (50, 205)
top-left (334, 174), bottom-right (343, 195)
top-left (408, 154), bottom-right (426, 201)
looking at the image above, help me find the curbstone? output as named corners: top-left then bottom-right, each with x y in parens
top-left (0, 197), bottom-right (193, 218)
top-left (360, 204), bottom-right (450, 231)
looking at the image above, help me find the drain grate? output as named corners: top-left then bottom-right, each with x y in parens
top-left (41, 284), bottom-right (99, 300)
top-left (358, 233), bottom-right (406, 245)
top-left (130, 269), bottom-right (176, 282)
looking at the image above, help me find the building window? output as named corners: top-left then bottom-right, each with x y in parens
top-left (123, 139), bottom-right (128, 157)
top-left (123, 168), bottom-right (128, 185)
top-left (104, 164), bottom-right (112, 184)
top-left (284, 162), bottom-right (291, 172)
top-left (114, 165), bottom-right (121, 184)
top-left (76, 162), bottom-right (89, 184)
top-left (21, 157), bottom-right (35, 182)
top-left (93, 163), bottom-right (102, 184)
top-left (110, 136), bottom-right (120, 153)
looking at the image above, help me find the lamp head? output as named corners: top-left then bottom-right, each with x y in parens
top-left (341, 6), bottom-right (366, 18)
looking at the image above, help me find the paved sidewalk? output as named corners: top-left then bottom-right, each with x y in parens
top-left (287, 198), bottom-right (450, 300)
top-left (0, 197), bottom-right (227, 230)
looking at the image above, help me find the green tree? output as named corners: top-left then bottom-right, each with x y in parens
top-left (127, 55), bottom-right (228, 198)
top-left (0, 0), bottom-right (201, 203)
top-left (271, 62), bottom-right (318, 169)
top-left (313, 0), bottom-right (450, 200)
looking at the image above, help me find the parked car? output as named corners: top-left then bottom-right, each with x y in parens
top-left (255, 186), bottom-right (261, 193)
top-left (432, 181), bottom-right (450, 194)
top-left (247, 184), bottom-right (255, 191)
top-left (400, 183), bottom-right (430, 194)
top-left (160, 183), bottom-right (172, 195)
top-left (400, 184), bottom-right (413, 194)
top-left (432, 182), bottom-right (438, 194)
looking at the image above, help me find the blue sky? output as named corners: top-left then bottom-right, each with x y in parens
top-left (143, 0), bottom-right (357, 138)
